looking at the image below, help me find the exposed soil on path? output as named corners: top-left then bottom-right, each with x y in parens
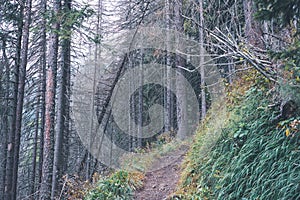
top-left (134, 145), bottom-right (189, 200)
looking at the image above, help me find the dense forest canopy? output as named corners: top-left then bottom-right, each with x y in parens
top-left (0, 0), bottom-right (299, 199)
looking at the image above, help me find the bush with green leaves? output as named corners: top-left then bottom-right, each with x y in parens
top-left (84, 171), bottom-right (143, 200)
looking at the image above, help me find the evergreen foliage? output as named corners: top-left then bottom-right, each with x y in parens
top-left (255, 0), bottom-right (300, 30)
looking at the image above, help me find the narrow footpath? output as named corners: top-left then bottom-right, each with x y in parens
top-left (134, 145), bottom-right (189, 200)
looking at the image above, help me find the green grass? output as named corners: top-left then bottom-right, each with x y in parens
top-left (84, 170), bottom-right (144, 200)
top-left (85, 132), bottom-right (192, 200)
top-left (85, 85), bottom-right (300, 200)
top-left (120, 136), bottom-right (192, 172)
top-left (173, 87), bottom-right (300, 200)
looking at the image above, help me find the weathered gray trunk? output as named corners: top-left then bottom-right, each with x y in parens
top-left (199, 0), bottom-right (206, 119)
top-left (137, 50), bottom-right (144, 147)
top-left (243, 0), bottom-right (263, 47)
top-left (175, 0), bottom-right (187, 140)
top-left (164, 0), bottom-right (172, 132)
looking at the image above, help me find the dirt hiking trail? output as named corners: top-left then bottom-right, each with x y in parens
top-left (134, 145), bottom-right (189, 200)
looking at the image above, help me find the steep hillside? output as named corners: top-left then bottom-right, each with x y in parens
top-left (82, 80), bottom-right (300, 200)
top-left (173, 85), bottom-right (300, 199)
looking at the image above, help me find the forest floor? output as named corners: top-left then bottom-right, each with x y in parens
top-left (134, 144), bottom-right (189, 200)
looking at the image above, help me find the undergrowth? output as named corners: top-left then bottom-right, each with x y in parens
top-left (84, 170), bottom-right (144, 200)
top-left (173, 86), bottom-right (300, 200)
top-left (84, 136), bottom-right (190, 199)
top-left (121, 137), bottom-right (191, 172)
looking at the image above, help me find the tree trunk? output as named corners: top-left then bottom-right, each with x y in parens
top-left (243, 0), bottom-right (263, 47)
top-left (38, 0), bottom-right (47, 195)
top-left (51, 0), bottom-right (71, 197)
top-left (85, 0), bottom-right (102, 178)
top-left (164, 0), bottom-right (172, 132)
top-left (12, 0), bottom-right (32, 199)
top-left (0, 3), bottom-right (4, 196)
top-left (0, 38), bottom-right (9, 200)
top-left (199, 0), bottom-right (206, 119)
top-left (39, 0), bottom-right (60, 199)
top-left (30, 95), bottom-right (40, 199)
top-left (62, 27), bottom-right (72, 172)
top-left (5, 3), bottom-right (23, 200)
top-left (137, 49), bottom-right (143, 147)
top-left (175, 0), bottom-right (187, 140)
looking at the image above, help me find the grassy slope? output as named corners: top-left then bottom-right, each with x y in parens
top-left (83, 84), bottom-right (300, 200)
top-left (173, 87), bottom-right (300, 200)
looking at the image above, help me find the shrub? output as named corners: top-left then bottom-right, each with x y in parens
top-left (84, 171), bottom-right (144, 200)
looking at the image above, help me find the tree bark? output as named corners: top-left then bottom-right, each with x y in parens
top-left (51, 0), bottom-right (71, 197)
top-left (0, 37), bottom-right (9, 200)
top-left (5, 3), bottom-right (23, 200)
top-left (137, 49), bottom-right (144, 147)
top-left (30, 95), bottom-right (40, 199)
top-left (164, 0), bottom-right (172, 132)
top-left (11, 0), bottom-right (32, 199)
top-left (199, 0), bottom-right (206, 119)
top-left (39, 0), bottom-right (60, 199)
top-left (243, 0), bottom-right (263, 47)
top-left (175, 0), bottom-right (187, 140)
top-left (38, 0), bottom-right (47, 195)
